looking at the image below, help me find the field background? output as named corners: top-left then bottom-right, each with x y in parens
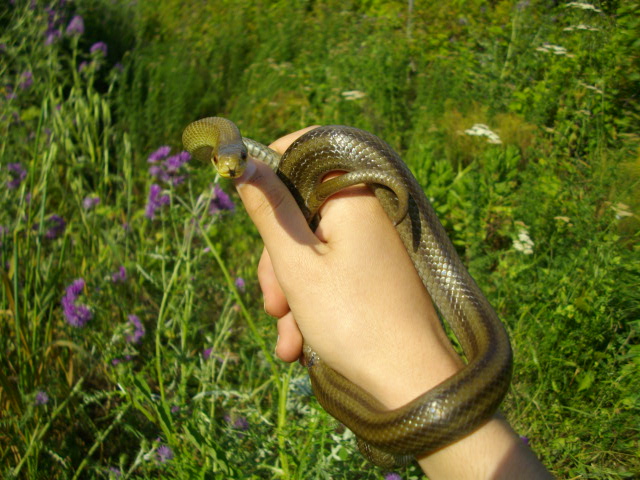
top-left (1, 0), bottom-right (639, 478)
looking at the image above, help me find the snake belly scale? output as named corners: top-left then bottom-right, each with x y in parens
top-left (182, 117), bottom-right (513, 468)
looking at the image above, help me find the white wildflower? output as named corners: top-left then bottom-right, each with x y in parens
top-left (566, 2), bottom-right (602, 13)
top-left (578, 81), bottom-right (604, 94)
top-left (611, 202), bottom-right (633, 219)
top-left (536, 43), bottom-right (569, 56)
top-left (463, 123), bottom-right (502, 144)
top-left (563, 24), bottom-right (600, 32)
top-left (341, 90), bottom-right (367, 100)
top-left (513, 225), bottom-right (534, 255)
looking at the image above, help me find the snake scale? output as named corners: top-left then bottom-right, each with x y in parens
top-left (182, 117), bottom-right (513, 468)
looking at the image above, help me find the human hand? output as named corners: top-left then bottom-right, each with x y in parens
top-left (234, 127), bottom-right (463, 410)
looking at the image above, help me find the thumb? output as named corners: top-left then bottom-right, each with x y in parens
top-left (233, 157), bottom-right (322, 271)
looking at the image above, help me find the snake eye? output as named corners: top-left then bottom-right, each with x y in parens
top-left (240, 151), bottom-right (247, 161)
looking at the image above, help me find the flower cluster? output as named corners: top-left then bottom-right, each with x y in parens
top-left (66, 15), bottom-right (84, 36)
top-left (147, 146), bottom-right (191, 186)
top-left (7, 162), bottom-right (27, 189)
top-left (513, 225), bottom-right (534, 255)
top-left (224, 413), bottom-right (250, 432)
top-left (536, 43), bottom-right (574, 57)
top-left (463, 124), bottom-right (502, 144)
top-left (145, 184), bottom-right (170, 220)
top-left (578, 81), bottom-right (604, 95)
top-left (209, 185), bottom-right (235, 214)
top-left (156, 444), bottom-right (174, 463)
top-left (61, 279), bottom-right (93, 327)
top-left (19, 71), bottom-right (33, 90)
top-left (82, 195), bottom-right (100, 210)
top-left (44, 214), bottom-right (66, 239)
top-left (90, 41), bottom-right (108, 57)
top-left (111, 266), bottom-right (127, 283)
top-left (566, 2), bottom-right (602, 13)
top-left (341, 90), bottom-right (367, 100)
top-left (111, 355), bottom-right (132, 366)
top-left (43, 4), bottom-right (64, 45)
top-left (564, 24), bottom-right (600, 32)
top-left (107, 466), bottom-right (121, 477)
top-left (35, 390), bottom-right (49, 406)
top-left (126, 314), bottom-right (145, 344)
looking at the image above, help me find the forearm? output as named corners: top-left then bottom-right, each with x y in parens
top-left (366, 316), bottom-right (552, 480)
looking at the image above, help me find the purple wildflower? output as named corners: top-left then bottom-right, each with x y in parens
top-left (171, 405), bottom-right (180, 414)
top-left (520, 435), bottom-right (530, 446)
top-left (108, 467), bottom-right (121, 477)
top-left (126, 314), bottom-right (145, 344)
top-left (209, 185), bottom-right (235, 214)
top-left (90, 42), bottom-right (108, 56)
top-left (0, 44), bottom-right (6, 53)
top-left (111, 355), bottom-right (133, 366)
top-left (148, 146), bottom-right (171, 163)
top-left (148, 150), bottom-right (190, 186)
top-left (5, 86), bottom-right (16, 101)
top-left (148, 165), bottom-right (170, 183)
top-left (7, 162), bottom-right (27, 189)
top-left (66, 15), bottom-right (85, 36)
top-left (78, 61), bottom-right (89, 73)
top-left (145, 184), bottom-right (170, 219)
top-left (384, 474), bottom-right (402, 480)
top-left (233, 417), bottom-right (249, 430)
top-left (203, 347), bottom-right (212, 360)
top-left (156, 444), bottom-right (173, 463)
top-left (164, 152), bottom-right (190, 173)
top-left (19, 71), bottom-right (33, 90)
top-left (44, 6), bottom-right (62, 45)
top-left (82, 196), bottom-right (100, 210)
top-left (224, 414), bottom-right (250, 437)
top-left (234, 277), bottom-right (245, 292)
top-left (61, 278), bottom-right (93, 327)
top-left (111, 266), bottom-right (127, 283)
top-left (45, 30), bottom-right (61, 46)
top-left (35, 390), bottom-right (49, 405)
top-left (44, 214), bottom-right (66, 239)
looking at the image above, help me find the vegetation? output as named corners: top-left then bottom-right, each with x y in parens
top-left (1, 0), bottom-right (638, 478)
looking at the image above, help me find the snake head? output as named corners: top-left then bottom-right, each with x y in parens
top-left (214, 144), bottom-right (248, 179)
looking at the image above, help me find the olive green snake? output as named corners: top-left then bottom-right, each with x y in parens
top-left (182, 117), bottom-right (513, 468)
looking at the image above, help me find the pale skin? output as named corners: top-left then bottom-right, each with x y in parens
top-left (234, 127), bottom-right (553, 479)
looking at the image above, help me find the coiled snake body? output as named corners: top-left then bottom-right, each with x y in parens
top-left (182, 117), bottom-right (513, 468)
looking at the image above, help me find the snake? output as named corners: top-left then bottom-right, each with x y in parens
top-left (182, 117), bottom-right (513, 468)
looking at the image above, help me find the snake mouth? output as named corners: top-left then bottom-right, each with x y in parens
top-left (217, 163), bottom-right (244, 179)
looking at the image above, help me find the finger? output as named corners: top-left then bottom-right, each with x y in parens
top-left (268, 126), bottom-right (320, 154)
top-left (258, 248), bottom-right (289, 318)
top-left (275, 311), bottom-right (304, 362)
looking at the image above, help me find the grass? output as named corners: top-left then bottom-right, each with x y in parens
top-left (1, 0), bottom-right (639, 478)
